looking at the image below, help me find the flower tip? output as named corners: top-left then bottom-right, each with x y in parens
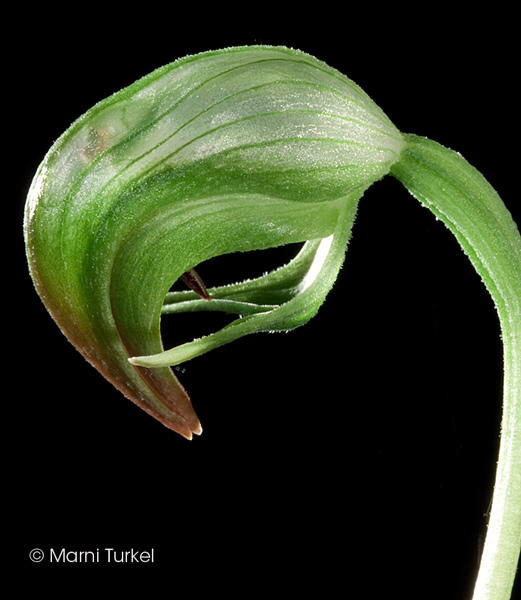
top-left (128, 356), bottom-right (143, 366)
top-left (164, 415), bottom-right (202, 440)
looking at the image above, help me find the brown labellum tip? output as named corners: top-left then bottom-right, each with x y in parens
top-left (179, 269), bottom-right (211, 301)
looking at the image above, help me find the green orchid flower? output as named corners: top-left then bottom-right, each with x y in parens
top-left (23, 46), bottom-right (520, 600)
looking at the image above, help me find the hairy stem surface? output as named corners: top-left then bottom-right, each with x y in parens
top-left (392, 134), bottom-right (521, 600)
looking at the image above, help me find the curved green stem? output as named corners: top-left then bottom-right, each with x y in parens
top-left (391, 134), bottom-right (521, 600)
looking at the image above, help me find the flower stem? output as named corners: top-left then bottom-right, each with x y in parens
top-left (391, 134), bottom-right (521, 600)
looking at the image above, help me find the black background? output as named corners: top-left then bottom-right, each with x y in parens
top-left (8, 7), bottom-right (519, 598)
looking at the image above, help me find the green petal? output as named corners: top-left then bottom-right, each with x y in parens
top-left (24, 45), bottom-right (402, 436)
top-left (129, 191), bottom-right (360, 367)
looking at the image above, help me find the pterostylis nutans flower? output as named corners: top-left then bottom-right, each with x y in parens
top-left (24, 46), bottom-right (520, 599)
